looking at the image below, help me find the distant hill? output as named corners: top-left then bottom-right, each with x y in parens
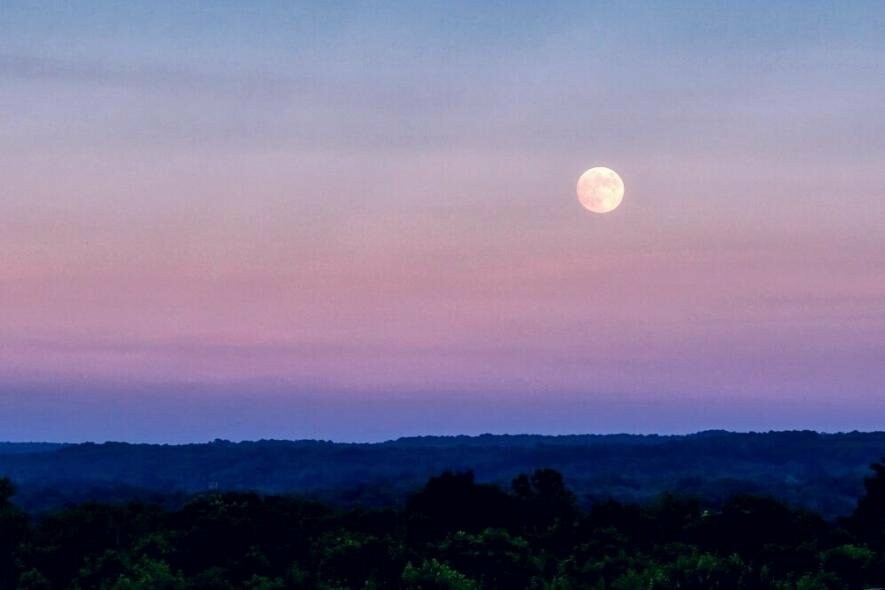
top-left (0, 442), bottom-right (67, 455)
top-left (2, 431), bottom-right (884, 516)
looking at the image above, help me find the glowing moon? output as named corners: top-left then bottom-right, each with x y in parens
top-left (577, 167), bottom-right (624, 214)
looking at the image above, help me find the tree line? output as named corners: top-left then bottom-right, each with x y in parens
top-left (2, 460), bottom-right (885, 589)
top-left (3, 432), bottom-right (883, 517)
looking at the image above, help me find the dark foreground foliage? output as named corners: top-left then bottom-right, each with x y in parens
top-left (3, 462), bottom-right (885, 590)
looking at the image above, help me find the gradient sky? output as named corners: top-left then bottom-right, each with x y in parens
top-left (2, 1), bottom-right (884, 442)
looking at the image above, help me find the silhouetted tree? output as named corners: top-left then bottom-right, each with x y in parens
top-left (849, 459), bottom-right (885, 547)
top-left (406, 472), bottom-right (515, 542)
top-left (0, 478), bottom-right (28, 590)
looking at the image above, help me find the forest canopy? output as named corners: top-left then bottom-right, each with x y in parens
top-left (2, 459), bottom-right (885, 589)
top-left (2, 431), bottom-right (884, 517)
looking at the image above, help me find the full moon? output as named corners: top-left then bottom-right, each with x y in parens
top-left (577, 167), bottom-right (624, 214)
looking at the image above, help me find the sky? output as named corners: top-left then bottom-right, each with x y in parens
top-left (1, 1), bottom-right (884, 442)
